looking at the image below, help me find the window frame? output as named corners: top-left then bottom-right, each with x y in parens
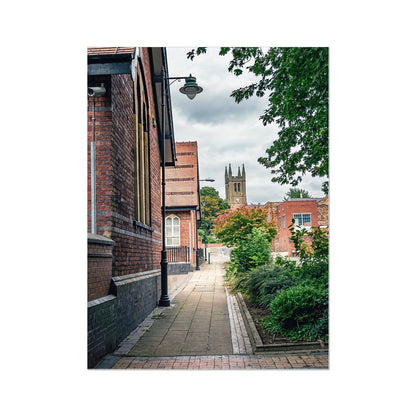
top-left (293, 213), bottom-right (312, 228)
top-left (166, 215), bottom-right (180, 246)
top-left (133, 70), bottom-right (151, 226)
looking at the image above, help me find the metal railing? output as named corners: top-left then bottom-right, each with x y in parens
top-left (166, 246), bottom-right (190, 263)
top-left (197, 248), bottom-right (205, 264)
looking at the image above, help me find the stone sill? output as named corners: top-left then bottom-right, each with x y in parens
top-left (133, 221), bottom-right (154, 232)
top-left (88, 233), bottom-right (114, 245)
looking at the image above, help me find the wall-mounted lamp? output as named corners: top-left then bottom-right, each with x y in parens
top-left (179, 75), bottom-right (203, 100)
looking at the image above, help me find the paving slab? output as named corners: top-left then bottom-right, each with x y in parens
top-left (126, 255), bottom-right (233, 357)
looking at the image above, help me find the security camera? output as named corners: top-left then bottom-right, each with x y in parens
top-left (88, 83), bottom-right (106, 96)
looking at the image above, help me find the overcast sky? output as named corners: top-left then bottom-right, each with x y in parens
top-left (166, 47), bottom-right (326, 204)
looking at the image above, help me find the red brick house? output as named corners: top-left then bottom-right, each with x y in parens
top-left (87, 47), bottom-right (176, 367)
top-left (276, 198), bottom-right (321, 256)
top-left (264, 201), bottom-right (281, 252)
top-left (165, 141), bottom-right (201, 272)
top-left (318, 195), bottom-right (329, 228)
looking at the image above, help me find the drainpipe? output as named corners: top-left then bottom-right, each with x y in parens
top-left (90, 96), bottom-right (97, 234)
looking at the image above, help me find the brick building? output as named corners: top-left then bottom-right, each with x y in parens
top-left (165, 141), bottom-right (201, 272)
top-left (318, 195), bottom-right (329, 228)
top-left (87, 47), bottom-right (176, 368)
top-left (275, 198), bottom-right (321, 256)
top-left (264, 201), bottom-right (281, 251)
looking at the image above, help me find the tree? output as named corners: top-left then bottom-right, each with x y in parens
top-left (199, 186), bottom-right (230, 242)
top-left (213, 205), bottom-right (277, 247)
top-left (231, 227), bottom-right (272, 273)
top-left (188, 47), bottom-right (329, 194)
top-left (283, 187), bottom-right (312, 201)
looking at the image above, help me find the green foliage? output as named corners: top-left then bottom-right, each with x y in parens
top-left (224, 264), bottom-right (250, 295)
top-left (231, 227), bottom-right (272, 274)
top-left (289, 219), bottom-right (329, 262)
top-left (264, 284), bottom-right (328, 341)
top-left (245, 264), bottom-right (296, 309)
top-left (198, 186), bottom-right (229, 243)
top-left (213, 205), bottom-right (276, 247)
top-left (219, 201), bottom-right (329, 343)
top-left (283, 187), bottom-right (312, 200)
top-left (187, 47), bottom-right (328, 194)
top-left (295, 259), bottom-right (329, 290)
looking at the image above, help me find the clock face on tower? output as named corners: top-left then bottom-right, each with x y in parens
top-left (236, 198), bottom-right (240, 202)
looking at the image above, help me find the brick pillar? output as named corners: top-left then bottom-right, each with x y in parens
top-left (88, 233), bottom-right (114, 301)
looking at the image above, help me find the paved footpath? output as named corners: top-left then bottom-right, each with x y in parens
top-left (96, 250), bottom-right (328, 370)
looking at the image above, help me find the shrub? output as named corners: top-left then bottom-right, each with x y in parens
top-left (231, 227), bottom-right (272, 273)
top-left (289, 219), bottom-right (329, 262)
top-left (224, 262), bottom-right (250, 294)
top-left (295, 258), bottom-right (329, 290)
top-left (264, 284), bottom-right (328, 341)
top-left (245, 264), bottom-right (296, 309)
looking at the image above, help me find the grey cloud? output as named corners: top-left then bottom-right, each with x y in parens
top-left (167, 46), bottom-right (326, 205)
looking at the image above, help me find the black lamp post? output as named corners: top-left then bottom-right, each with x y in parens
top-left (158, 69), bottom-right (203, 307)
top-left (202, 198), bottom-right (208, 261)
top-left (197, 178), bottom-right (214, 269)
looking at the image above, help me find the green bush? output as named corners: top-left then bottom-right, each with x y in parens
top-left (225, 262), bottom-right (250, 294)
top-left (231, 227), bottom-right (272, 273)
top-left (245, 264), bottom-right (296, 309)
top-left (224, 221), bottom-right (329, 342)
top-left (264, 284), bottom-right (328, 341)
top-left (295, 259), bottom-right (329, 290)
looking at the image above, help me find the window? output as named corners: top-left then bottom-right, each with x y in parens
top-left (166, 215), bottom-right (180, 246)
top-left (293, 213), bottom-right (311, 227)
top-left (234, 183), bottom-right (237, 192)
top-left (238, 183), bottom-right (240, 192)
top-left (278, 216), bottom-right (281, 229)
top-left (283, 215), bottom-right (286, 229)
top-left (133, 71), bottom-right (151, 225)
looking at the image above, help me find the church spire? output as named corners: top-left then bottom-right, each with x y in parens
top-left (242, 163), bottom-right (245, 178)
top-left (228, 164), bottom-right (232, 177)
top-left (238, 166), bottom-right (241, 176)
top-left (225, 166), bottom-right (228, 180)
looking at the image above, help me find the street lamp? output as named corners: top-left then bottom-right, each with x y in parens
top-left (158, 67), bottom-right (203, 307)
top-left (196, 178), bottom-right (214, 269)
top-left (202, 197), bottom-right (208, 261)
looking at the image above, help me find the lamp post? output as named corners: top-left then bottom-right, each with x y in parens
top-left (202, 198), bottom-right (208, 261)
top-left (196, 178), bottom-right (214, 269)
top-left (158, 69), bottom-right (203, 307)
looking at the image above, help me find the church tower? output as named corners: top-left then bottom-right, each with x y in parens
top-left (225, 164), bottom-right (247, 209)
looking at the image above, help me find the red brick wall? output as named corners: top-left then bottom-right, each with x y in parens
top-left (165, 141), bottom-right (199, 207)
top-left (87, 48), bottom-right (163, 297)
top-left (264, 202), bottom-right (281, 251)
top-left (166, 210), bottom-right (198, 266)
top-left (87, 236), bottom-right (114, 301)
top-left (87, 76), bottom-right (113, 233)
top-left (277, 200), bottom-right (319, 256)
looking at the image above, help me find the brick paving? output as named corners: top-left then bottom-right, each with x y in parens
top-left (99, 353), bottom-right (328, 369)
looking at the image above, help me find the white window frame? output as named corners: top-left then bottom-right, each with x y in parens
top-left (166, 215), bottom-right (180, 246)
top-left (293, 213), bottom-right (311, 229)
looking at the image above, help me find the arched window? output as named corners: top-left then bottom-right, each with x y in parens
top-left (166, 215), bottom-right (180, 246)
top-left (238, 183), bottom-right (240, 192)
